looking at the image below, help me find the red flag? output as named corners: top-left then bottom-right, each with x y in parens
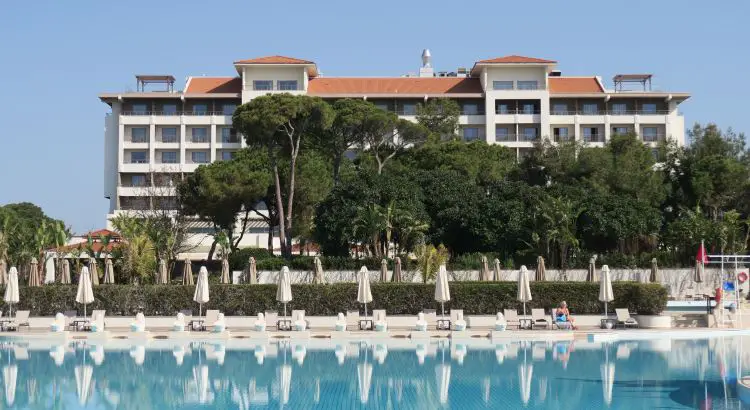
top-left (696, 242), bottom-right (708, 264)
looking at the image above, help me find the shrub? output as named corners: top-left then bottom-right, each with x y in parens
top-left (228, 247), bottom-right (276, 270)
top-left (14, 282), bottom-right (667, 316)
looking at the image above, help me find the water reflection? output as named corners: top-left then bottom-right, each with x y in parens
top-left (0, 335), bottom-right (746, 408)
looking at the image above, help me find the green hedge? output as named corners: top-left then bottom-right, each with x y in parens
top-left (10, 282), bottom-right (667, 316)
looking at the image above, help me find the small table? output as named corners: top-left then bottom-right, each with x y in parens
top-left (277, 319), bottom-right (292, 331)
top-left (71, 319), bottom-right (90, 331)
top-left (188, 319), bottom-right (205, 331)
top-left (601, 318), bottom-right (618, 329)
top-left (436, 319), bottom-right (451, 330)
top-left (0, 319), bottom-right (12, 331)
top-left (359, 319), bottom-right (373, 331)
top-left (519, 318), bottom-right (533, 330)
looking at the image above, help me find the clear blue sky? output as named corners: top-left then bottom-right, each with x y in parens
top-left (1, 0), bottom-right (748, 233)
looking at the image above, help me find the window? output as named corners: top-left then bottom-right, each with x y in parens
top-left (643, 127), bottom-right (659, 142)
top-left (222, 104), bottom-right (236, 115)
top-left (191, 151), bottom-right (208, 164)
top-left (583, 127), bottom-right (600, 142)
top-left (582, 103), bottom-right (599, 115)
top-left (521, 103), bottom-right (536, 114)
top-left (131, 151), bottom-right (148, 163)
top-left (161, 151), bottom-right (178, 164)
top-left (162, 127), bottom-right (178, 143)
top-left (492, 81), bottom-right (513, 90)
top-left (191, 104), bottom-right (208, 115)
top-left (517, 81), bottom-right (538, 90)
top-left (495, 127), bottom-right (510, 142)
top-left (221, 128), bottom-right (238, 143)
top-left (374, 103), bottom-right (389, 112)
top-left (132, 104), bottom-right (148, 115)
top-left (401, 103), bottom-right (417, 115)
top-left (611, 103), bottom-right (627, 115)
top-left (253, 80), bottom-right (273, 91)
top-left (191, 127), bottom-right (208, 143)
top-left (277, 80), bottom-right (298, 91)
top-left (162, 104), bottom-right (177, 115)
top-left (131, 127), bottom-right (148, 143)
top-left (131, 175), bottom-right (147, 187)
top-left (462, 103), bottom-right (479, 115)
top-left (552, 103), bottom-right (568, 115)
top-left (612, 127), bottom-right (629, 135)
top-left (221, 151), bottom-right (236, 161)
top-left (496, 103), bottom-right (511, 114)
top-left (463, 127), bottom-right (480, 141)
top-left (641, 103), bottom-right (657, 114)
top-left (553, 127), bottom-right (569, 141)
top-left (522, 127), bottom-right (538, 141)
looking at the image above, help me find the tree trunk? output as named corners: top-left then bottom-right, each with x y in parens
top-left (284, 150), bottom-right (298, 260)
top-left (270, 153), bottom-right (288, 257)
top-left (207, 238), bottom-right (217, 262)
top-left (233, 209), bottom-right (251, 251)
top-left (332, 154), bottom-right (342, 186)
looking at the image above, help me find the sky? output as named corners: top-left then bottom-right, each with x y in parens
top-left (0, 0), bottom-right (748, 234)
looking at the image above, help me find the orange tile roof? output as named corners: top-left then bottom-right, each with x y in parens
top-left (51, 241), bottom-right (123, 253)
top-left (477, 55), bottom-right (557, 64)
top-left (307, 77), bottom-right (483, 95)
top-left (549, 77), bottom-right (604, 94)
top-left (185, 77), bottom-right (241, 94)
top-left (83, 229), bottom-right (121, 240)
top-left (234, 55), bottom-right (314, 65)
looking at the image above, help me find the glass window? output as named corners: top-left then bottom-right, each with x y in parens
top-left (552, 103), bottom-right (568, 115)
top-left (496, 103), bottom-right (511, 114)
top-left (374, 103), bottom-right (389, 112)
top-left (161, 151), bottom-right (178, 164)
top-left (191, 151), bottom-right (208, 164)
top-left (611, 103), bottom-right (627, 115)
top-left (463, 127), bottom-right (480, 141)
top-left (523, 127), bottom-right (538, 141)
top-left (222, 104), bottom-right (236, 115)
top-left (495, 127), bottom-right (510, 142)
top-left (643, 127), bottom-right (659, 142)
top-left (277, 80), bottom-right (298, 91)
top-left (253, 80), bottom-right (273, 91)
top-left (553, 127), bottom-right (569, 141)
top-left (492, 81), bottom-right (514, 90)
top-left (131, 127), bottom-right (147, 143)
top-left (221, 128), bottom-right (238, 143)
top-left (401, 103), bottom-right (417, 115)
top-left (641, 103), bottom-right (657, 114)
top-left (191, 127), bottom-right (208, 143)
top-left (462, 103), bottom-right (479, 115)
top-left (162, 104), bottom-right (177, 115)
top-left (131, 175), bottom-right (146, 187)
top-left (192, 104), bottom-right (208, 115)
top-left (612, 127), bottom-right (629, 135)
top-left (521, 103), bottom-right (535, 114)
top-left (583, 127), bottom-right (600, 142)
top-left (221, 151), bottom-right (235, 161)
top-left (517, 81), bottom-right (538, 90)
top-left (131, 151), bottom-right (148, 163)
top-left (582, 103), bottom-right (599, 115)
top-left (162, 127), bottom-right (177, 143)
top-left (132, 104), bottom-right (148, 115)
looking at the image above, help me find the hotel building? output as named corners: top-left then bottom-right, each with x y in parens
top-left (99, 51), bottom-right (690, 255)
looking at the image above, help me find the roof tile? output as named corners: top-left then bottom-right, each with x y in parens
top-left (477, 55), bottom-right (557, 64)
top-left (234, 55), bottom-right (314, 65)
top-left (185, 77), bottom-right (241, 94)
top-left (307, 77), bottom-right (482, 95)
top-left (548, 77), bottom-right (604, 93)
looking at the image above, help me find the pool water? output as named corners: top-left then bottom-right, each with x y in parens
top-left (0, 334), bottom-right (749, 409)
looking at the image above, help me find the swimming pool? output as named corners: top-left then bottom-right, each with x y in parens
top-left (0, 334), bottom-right (748, 409)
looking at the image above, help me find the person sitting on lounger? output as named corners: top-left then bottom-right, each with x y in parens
top-left (555, 301), bottom-right (577, 330)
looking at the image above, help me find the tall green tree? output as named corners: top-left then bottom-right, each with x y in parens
top-left (415, 98), bottom-right (460, 140)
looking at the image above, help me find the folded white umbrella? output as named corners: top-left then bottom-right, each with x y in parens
top-left (245, 257), bottom-right (257, 284)
top-left (435, 264), bottom-right (450, 320)
top-left (357, 362), bottom-right (373, 404)
top-left (28, 258), bottom-right (40, 287)
top-left (76, 266), bottom-right (95, 319)
top-left (313, 256), bottom-right (325, 284)
top-left (436, 363), bottom-right (452, 405)
top-left (157, 259), bottom-right (168, 284)
top-left (103, 257), bottom-right (115, 284)
top-left (276, 266), bottom-right (293, 318)
top-left (75, 365), bottom-right (93, 405)
top-left (380, 259), bottom-right (388, 282)
top-left (220, 258), bottom-right (230, 284)
top-left (393, 257), bottom-right (402, 282)
top-left (89, 258), bottom-right (99, 286)
top-left (182, 258), bottom-right (194, 285)
top-left (357, 266), bottom-right (373, 318)
top-left (517, 265), bottom-right (532, 316)
top-left (61, 259), bottom-right (71, 284)
top-left (4, 267), bottom-right (19, 318)
top-left (599, 265), bottom-right (614, 317)
top-left (194, 266), bottom-right (210, 317)
top-left (481, 255), bottom-right (491, 281)
top-left (494, 258), bottom-right (502, 281)
top-left (3, 365), bottom-right (16, 406)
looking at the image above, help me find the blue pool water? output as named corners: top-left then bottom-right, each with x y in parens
top-left (0, 334), bottom-right (749, 409)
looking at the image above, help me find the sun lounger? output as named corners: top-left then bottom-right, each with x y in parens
top-left (531, 309), bottom-right (549, 329)
top-left (451, 310), bottom-right (466, 331)
top-left (616, 308), bottom-right (639, 328)
top-left (201, 310), bottom-right (219, 331)
top-left (264, 311), bottom-right (278, 330)
top-left (423, 310), bottom-right (437, 330)
top-left (291, 310), bottom-right (307, 331)
top-left (373, 310), bottom-right (387, 332)
top-left (5, 310), bottom-right (30, 331)
top-left (504, 309), bottom-right (520, 329)
top-left (346, 310), bottom-right (360, 330)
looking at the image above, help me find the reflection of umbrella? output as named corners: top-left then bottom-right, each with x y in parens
top-left (493, 258), bottom-right (501, 281)
top-left (76, 266), bottom-right (94, 319)
top-left (519, 352), bottom-right (533, 405)
top-left (650, 258), bottom-right (658, 283)
top-left (313, 257), bottom-right (325, 284)
top-left (28, 258), bottom-right (41, 287)
top-left (279, 364), bottom-right (292, 405)
top-left (193, 365), bottom-right (212, 404)
top-left (75, 365), bottom-right (93, 405)
top-left (0, 259), bottom-right (7, 285)
top-left (4, 267), bottom-right (19, 318)
top-left (393, 257), bottom-right (402, 282)
top-left (173, 346), bottom-right (186, 366)
top-left (49, 345), bottom-right (66, 366)
top-left (358, 362), bottom-right (373, 404)
top-left (61, 259), bottom-right (71, 284)
top-left (481, 255), bottom-right (491, 281)
top-left (90, 346), bottom-right (105, 366)
top-left (182, 257), bottom-right (194, 285)
top-left (435, 264), bottom-right (450, 320)
top-left (535, 256), bottom-right (546, 281)
top-left (599, 265), bottom-right (614, 317)
top-left (245, 257), bottom-right (257, 284)
top-left (436, 354), bottom-right (451, 404)
top-left (194, 266), bottom-right (210, 317)
top-left (517, 266), bottom-right (532, 316)
top-left (357, 267), bottom-right (373, 318)
top-left (89, 257), bottom-right (99, 286)
top-left (220, 258), bottom-right (230, 284)
top-left (276, 266), bottom-right (292, 318)
top-left (130, 345), bottom-right (145, 366)
top-left (601, 345), bottom-right (615, 406)
top-left (103, 256), bottom-right (115, 284)
top-left (3, 365), bottom-right (16, 406)
top-left (380, 259), bottom-right (388, 282)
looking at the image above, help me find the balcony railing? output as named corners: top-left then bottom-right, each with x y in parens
top-left (551, 109), bottom-right (671, 115)
top-left (554, 135), bottom-right (575, 143)
top-left (122, 111), bottom-right (231, 116)
top-left (128, 159), bottom-right (150, 164)
top-left (190, 137), bottom-right (209, 143)
top-left (495, 109), bottom-right (541, 115)
top-left (583, 136), bottom-right (604, 143)
top-left (642, 134), bottom-right (666, 142)
top-left (128, 137), bottom-right (149, 143)
top-left (220, 138), bottom-right (241, 143)
top-left (495, 134), bottom-right (517, 142)
top-left (460, 109), bottom-right (486, 115)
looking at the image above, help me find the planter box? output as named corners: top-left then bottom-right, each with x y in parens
top-left (634, 315), bottom-right (671, 328)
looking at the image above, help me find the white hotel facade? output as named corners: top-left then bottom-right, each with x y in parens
top-left (99, 51), bottom-right (689, 256)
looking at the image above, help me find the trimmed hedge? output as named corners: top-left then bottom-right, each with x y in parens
top-left (12, 282), bottom-right (667, 316)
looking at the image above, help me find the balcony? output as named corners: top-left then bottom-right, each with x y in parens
top-left (460, 108), bottom-right (486, 115)
top-left (551, 109), bottom-right (671, 115)
top-left (122, 110), bottom-right (231, 116)
top-left (554, 135), bottom-right (575, 143)
top-left (642, 134), bottom-right (666, 143)
top-left (582, 136), bottom-right (604, 143)
top-left (495, 109), bottom-right (541, 115)
top-left (495, 134), bottom-right (517, 142)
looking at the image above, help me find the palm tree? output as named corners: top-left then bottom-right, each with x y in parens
top-left (353, 204), bottom-right (386, 257)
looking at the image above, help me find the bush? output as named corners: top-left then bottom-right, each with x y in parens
top-left (14, 282), bottom-right (667, 316)
top-left (228, 247), bottom-right (276, 270)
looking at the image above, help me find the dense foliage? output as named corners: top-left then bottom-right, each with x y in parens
top-left (13, 282), bottom-right (667, 316)
top-left (0, 203), bottom-right (68, 273)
